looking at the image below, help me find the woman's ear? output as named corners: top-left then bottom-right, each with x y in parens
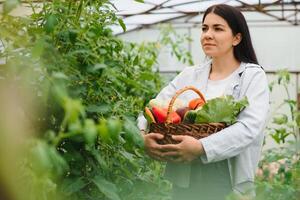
top-left (233, 33), bottom-right (242, 46)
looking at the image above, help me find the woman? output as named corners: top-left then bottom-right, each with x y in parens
top-left (138, 4), bottom-right (270, 200)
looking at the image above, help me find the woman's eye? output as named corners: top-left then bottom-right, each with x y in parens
top-left (215, 27), bottom-right (223, 31)
top-left (202, 27), bottom-right (208, 32)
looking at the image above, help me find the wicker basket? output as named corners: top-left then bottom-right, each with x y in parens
top-left (149, 86), bottom-right (226, 144)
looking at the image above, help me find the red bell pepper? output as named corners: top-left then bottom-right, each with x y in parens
top-left (152, 106), bottom-right (181, 124)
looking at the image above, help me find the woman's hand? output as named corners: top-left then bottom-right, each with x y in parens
top-left (143, 133), bottom-right (166, 161)
top-left (160, 135), bottom-right (205, 163)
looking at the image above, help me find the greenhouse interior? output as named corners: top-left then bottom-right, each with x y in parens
top-left (0, 0), bottom-right (300, 200)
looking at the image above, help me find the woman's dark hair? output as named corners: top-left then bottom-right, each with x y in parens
top-left (202, 4), bottom-right (259, 65)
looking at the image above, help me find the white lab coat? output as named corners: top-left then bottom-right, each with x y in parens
top-left (137, 60), bottom-right (270, 195)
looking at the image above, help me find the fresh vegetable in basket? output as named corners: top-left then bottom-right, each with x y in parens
top-left (175, 106), bottom-right (191, 119)
top-left (149, 98), bottom-right (184, 111)
top-left (148, 86), bottom-right (226, 144)
top-left (183, 109), bottom-right (197, 123)
top-left (152, 106), bottom-right (181, 124)
top-left (184, 95), bottom-right (248, 125)
top-left (144, 107), bottom-right (156, 123)
top-left (144, 98), bottom-right (184, 124)
top-left (188, 97), bottom-right (206, 110)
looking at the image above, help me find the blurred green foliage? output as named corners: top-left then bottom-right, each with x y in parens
top-left (267, 69), bottom-right (300, 143)
top-left (255, 145), bottom-right (300, 200)
top-left (251, 69), bottom-right (300, 200)
top-left (0, 0), bottom-right (172, 199)
top-left (158, 24), bottom-right (194, 66)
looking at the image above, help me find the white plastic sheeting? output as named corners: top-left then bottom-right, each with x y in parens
top-left (111, 0), bottom-right (300, 34)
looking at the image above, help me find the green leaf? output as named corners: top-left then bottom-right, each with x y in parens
top-left (63, 98), bottom-right (85, 123)
top-left (277, 69), bottom-right (290, 84)
top-left (52, 72), bottom-right (69, 80)
top-left (120, 151), bottom-right (135, 162)
top-left (140, 72), bottom-right (154, 81)
top-left (83, 119), bottom-right (98, 144)
top-left (273, 114), bottom-right (288, 125)
top-left (90, 149), bottom-right (109, 172)
top-left (68, 120), bottom-right (83, 134)
top-left (32, 38), bottom-right (45, 59)
top-left (271, 128), bottom-right (290, 144)
top-left (117, 76), bottom-right (143, 90)
top-left (86, 104), bottom-right (111, 114)
top-left (123, 117), bottom-right (144, 147)
top-left (62, 178), bottom-right (88, 194)
top-left (118, 18), bottom-right (126, 32)
top-left (97, 119), bottom-right (110, 143)
top-left (195, 95), bottom-right (248, 125)
top-left (92, 176), bottom-right (121, 200)
top-left (44, 14), bottom-right (58, 33)
top-left (133, 55), bottom-right (139, 66)
top-left (107, 118), bottom-right (122, 141)
top-left (3, 0), bottom-right (20, 14)
top-left (284, 99), bottom-right (297, 107)
top-left (48, 147), bottom-right (69, 176)
top-left (52, 84), bottom-right (68, 103)
top-left (268, 81), bottom-right (275, 92)
top-left (134, 0), bottom-right (144, 3)
top-left (93, 63), bottom-right (107, 70)
top-left (99, 48), bottom-right (107, 55)
top-left (68, 29), bottom-right (78, 43)
top-left (30, 140), bottom-right (53, 175)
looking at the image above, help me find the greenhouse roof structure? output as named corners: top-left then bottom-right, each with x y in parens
top-left (1, 0), bottom-right (300, 72)
top-left (110, 0), bottom-right (300, 34)
top-left (1, 0), bottom-right (300, 34)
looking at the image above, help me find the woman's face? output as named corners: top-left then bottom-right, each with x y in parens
top-left (201, 13), bottom-right (241, 58)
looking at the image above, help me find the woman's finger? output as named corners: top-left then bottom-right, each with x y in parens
top-left (144, 135), bottom-right (164, 150)
top-left (171, 135), bottom-right (186, 142)
top-left (160, 143), bottom-right (180, 151)
top-left (147, 133), bottom-right (164, 140)
top-left (147, 143), bottom-right (164, 152)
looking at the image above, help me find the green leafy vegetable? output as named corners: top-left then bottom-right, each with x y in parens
top-left (194, 95), bottom-right (248, 125)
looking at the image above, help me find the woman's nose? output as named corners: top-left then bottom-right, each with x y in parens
top-left (202, 29), bottom-right (213, 39)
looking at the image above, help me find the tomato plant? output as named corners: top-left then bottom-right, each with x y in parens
top-left (0, 1), bottom-right (172, 200)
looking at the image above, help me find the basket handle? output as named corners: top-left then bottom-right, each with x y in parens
top-left (166, 86), bottom-right (206, 124)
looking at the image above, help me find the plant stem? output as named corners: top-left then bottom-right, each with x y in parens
top-left (76, 0), bottom-right (84, 25)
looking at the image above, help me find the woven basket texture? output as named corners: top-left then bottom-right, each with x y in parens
top-left (149, 122), bottom-right (225, 144)
top-left (148, 86), bottom-right (226, 144)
